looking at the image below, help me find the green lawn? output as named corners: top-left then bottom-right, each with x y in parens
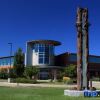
top-left (0, 86), bottom-right (99, 100)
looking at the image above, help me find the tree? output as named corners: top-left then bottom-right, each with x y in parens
top-left (0, 69), bottom-right (8, 79)
top-left (14, 48), bottom-right (25, 77)
top-left (64, 64), bottom-right (76, 78)
top-left (24, 66), bottom-right (39, 80)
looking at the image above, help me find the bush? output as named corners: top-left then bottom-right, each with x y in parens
top-left (0, 72), bottom-right (8, 79)
top-left (0, 69), bottom-right (8, 79)
top-left (24, 66), bottom-right (39, 79)
top-left (9, 70), bottom-right (17, 78)
top-left (63, 77), bottom-right (75, 84)
top-left (57, 70), bottom-right (65, 82)
top-left (12, 78), bottom-right (37, 84)
top-left (57, 79), bottom-right (63, 82)
top-left (63, 76), bottom-right (70, 83)
top-left (64, 64), bottom-right (76, 78)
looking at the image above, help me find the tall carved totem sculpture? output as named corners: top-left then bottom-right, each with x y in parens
top-left (76, 8), bottom-right (89, 90)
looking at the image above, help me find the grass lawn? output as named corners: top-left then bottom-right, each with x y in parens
top-left (0, 86), bottom-right (99, 100)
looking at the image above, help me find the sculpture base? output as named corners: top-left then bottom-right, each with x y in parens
top-left (64, 90), bottom-right (84, 96)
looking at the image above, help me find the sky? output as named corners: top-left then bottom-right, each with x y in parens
top-left (0, 0), bottom-right (100, 57)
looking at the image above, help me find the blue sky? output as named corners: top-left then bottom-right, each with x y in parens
top-left (0, 0), bottom-right (100, 56)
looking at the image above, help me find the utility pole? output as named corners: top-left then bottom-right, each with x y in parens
top-left (8, 43), bottom-right (12, 83)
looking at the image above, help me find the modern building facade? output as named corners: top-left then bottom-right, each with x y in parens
top-left (25, 40), bottom-right (61, 80)
top-left (0, 40), bottom-right (100, 79)
top-left (26, 40), bottom-right (61, 66)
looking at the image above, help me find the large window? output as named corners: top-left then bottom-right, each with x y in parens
top-left (33, 44), bottom-right (54, 64)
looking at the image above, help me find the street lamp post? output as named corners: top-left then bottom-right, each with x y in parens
top-left (8, 43), bottom-right (12, 83)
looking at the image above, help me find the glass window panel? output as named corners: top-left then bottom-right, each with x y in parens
top-left (45, 44), bottom-right (49, 47)
top-left (45, 47), bottom-right (49, 50)
top-left (5, 59), bottom-right (7, 65)
top-left (8, 58), bottom-right (10, 65)
top-left (39, 52), bottom-right (44, 55)
top-left (35, 46), bottom-right (38, 52)
top-left (39, 44), bottom-right (43, 47)
top-left (49, 45), bottom-right (54, 54)
top-left (2, 60), bottom-right (4, 65)
top-left (45, 48), bottom-right (49, 52)
top-left (0, 60), bottom-right (2, 65)
top-left (11, 58), bottom-right (14, 64)
top-left (41, 44), bottom-right (44, 47)
top-left (32, 45), bottom-right (34, 49)
top-left (45, 51), bottom-right (49, 55)
top-left (5, 59), bottom-right (6, 65)
top-left (44, 57), bottom-right (49, 64)
top-left (39, 58), bottom-right (43, 64)
top-left (39, 55), bottom-right (44, 58)
top-left (0, 60), bottom-right (1, 66)
top-left (39, 47), bottom-right (44, 52)
top-left (35, 44), bottom-right (38, 46)
top-left (3, 59), bottom-right (5, 65)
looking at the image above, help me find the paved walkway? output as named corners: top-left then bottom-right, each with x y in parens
top-left (0, 82), bottom-right (76, 88)
top-left (0, 81), bottom-right (99, 88)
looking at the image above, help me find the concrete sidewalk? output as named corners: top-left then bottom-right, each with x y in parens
top-left (0, 81), bottom-right (99, 88)
top-left (0, 82), bottom-right (76, 88)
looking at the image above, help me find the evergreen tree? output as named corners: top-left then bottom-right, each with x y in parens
top-left (14, 48), bottom-right (24, 77)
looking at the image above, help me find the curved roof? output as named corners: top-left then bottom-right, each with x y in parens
top-left (27, 40), bottom-right (61, 46)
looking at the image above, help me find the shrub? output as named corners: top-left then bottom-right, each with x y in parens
top-left (64, 64), bottom-right (76, 78)
top-left (0, 69), bottom-right (8, 79)
top-left (57, 70), bottom-right (64, 82)
top-left (0, 72), bottom-right (8, 79)
top-left (24, 66), bottom-right (39, 79)
top-left (63, 77), bottom-right (74, 84)
top-left (9, 70), bottom-right (17, 78)
top-left (57, 79), bottom-right (63, 82)
top-left (12, 78), bottom-right (37, 84)
top-left (63, 76), bottom-right (70, 83)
